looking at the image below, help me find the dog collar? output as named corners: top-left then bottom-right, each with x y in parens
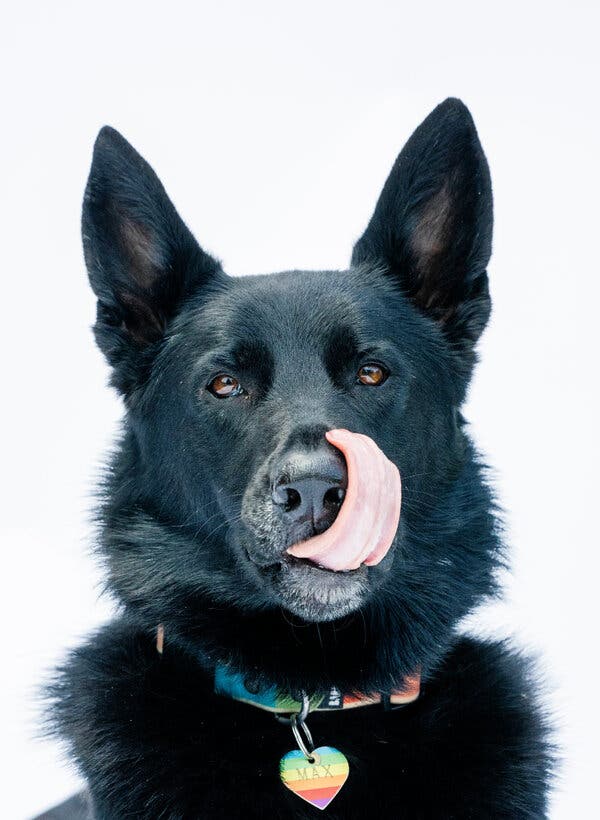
top-left (214, 662), bottom-right (420, 713)
top-left (155, 624), bottom-right (421, 713)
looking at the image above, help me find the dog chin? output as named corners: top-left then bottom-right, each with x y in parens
top-left (272, 557), bottom-right (370, 622)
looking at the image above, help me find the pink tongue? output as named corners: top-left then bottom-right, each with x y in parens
top-left (286, 429), bottom-right (401, 571)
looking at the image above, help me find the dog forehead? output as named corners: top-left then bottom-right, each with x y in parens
top-left (206, 270), bottom-right (382, 350)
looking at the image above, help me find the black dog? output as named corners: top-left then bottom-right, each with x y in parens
top-left (47, 99), bottom-right (551, 818)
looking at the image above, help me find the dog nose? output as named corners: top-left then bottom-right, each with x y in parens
top-left (271, 449), bottom-right (347, 535)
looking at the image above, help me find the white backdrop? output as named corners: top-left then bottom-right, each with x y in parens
top-left (2, 2), bottom-right (598, 817)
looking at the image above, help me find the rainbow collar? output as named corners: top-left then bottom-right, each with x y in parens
top-left (155, 626), bottom-right (420, 715)
top-left (214, 663), bottom-right (420, 714)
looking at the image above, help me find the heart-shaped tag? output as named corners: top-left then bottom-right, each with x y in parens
top-left (279, 746), bottom-right (349, 810)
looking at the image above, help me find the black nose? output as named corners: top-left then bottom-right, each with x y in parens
top-left (271, 448), bottom-right (347, 537)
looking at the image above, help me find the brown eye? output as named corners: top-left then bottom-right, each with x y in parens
top-left (357, 363), bottom-right (389, 386)
top-left (207, 373), bottom-right (243, 398)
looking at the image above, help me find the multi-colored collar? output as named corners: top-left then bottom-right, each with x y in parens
top-left (214, 662), bottom-right (420, 714)
top-left (155, 625), bottom-right (420, 715)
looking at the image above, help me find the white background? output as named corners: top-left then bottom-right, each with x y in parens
top-left (2, 2), bottom-right (598, 817)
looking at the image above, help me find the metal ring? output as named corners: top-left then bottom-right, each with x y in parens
top-left (291, 713), bottom-right (315, 760)
top-left (273, 691), bottom-right (311, 725)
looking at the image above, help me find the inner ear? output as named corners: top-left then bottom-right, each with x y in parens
top-left (118, 289), bottom-right (166, 346)
top-left (114, 214), bottom-right (169, 345)
top-left (119, 216), bottom-right (164, 292)
top-left (411, 181), bottom-right (453, 266)
top-left (409, 179), bottom-right (456, 312)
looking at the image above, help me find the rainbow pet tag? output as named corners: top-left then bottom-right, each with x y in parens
top-left (279, 746), bottom-right (349, 810)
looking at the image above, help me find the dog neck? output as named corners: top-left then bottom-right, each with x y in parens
top-left (156, 624), bottom-right (421, 711)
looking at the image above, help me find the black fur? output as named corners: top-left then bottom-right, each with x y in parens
top-left (47, 99), bottom-right (552, 818)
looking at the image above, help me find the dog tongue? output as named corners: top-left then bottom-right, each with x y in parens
top-left (286, 429), bottom-right (401, 572)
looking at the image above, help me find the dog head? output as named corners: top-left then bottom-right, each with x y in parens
top-left (83, 99), bottom-right (497, 643)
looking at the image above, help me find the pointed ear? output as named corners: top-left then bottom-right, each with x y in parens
top-left (351, 98), bottom-right (493, 363)
top-left (82, 127), bottom-right (223, 393)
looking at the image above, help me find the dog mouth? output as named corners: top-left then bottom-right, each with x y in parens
top-left (284, 553), bottom-right (360, 574)
top-left (257, 551), bottom-right (370, 622)
top-left (244, 547), bottom-right (365, 578)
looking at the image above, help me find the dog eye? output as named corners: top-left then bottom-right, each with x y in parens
top-left (356, 363), bottom-right (389, 386)
top-left (207, 373), bottom-right (243, 398)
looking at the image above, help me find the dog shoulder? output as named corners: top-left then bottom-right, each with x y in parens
top-left (411, 636), bottom-right (555, 817)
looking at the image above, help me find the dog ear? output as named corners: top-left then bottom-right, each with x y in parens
top-left (351, 98), bottom-right (493, 362)
top-left (82, 126), bottom-right (223, 393)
